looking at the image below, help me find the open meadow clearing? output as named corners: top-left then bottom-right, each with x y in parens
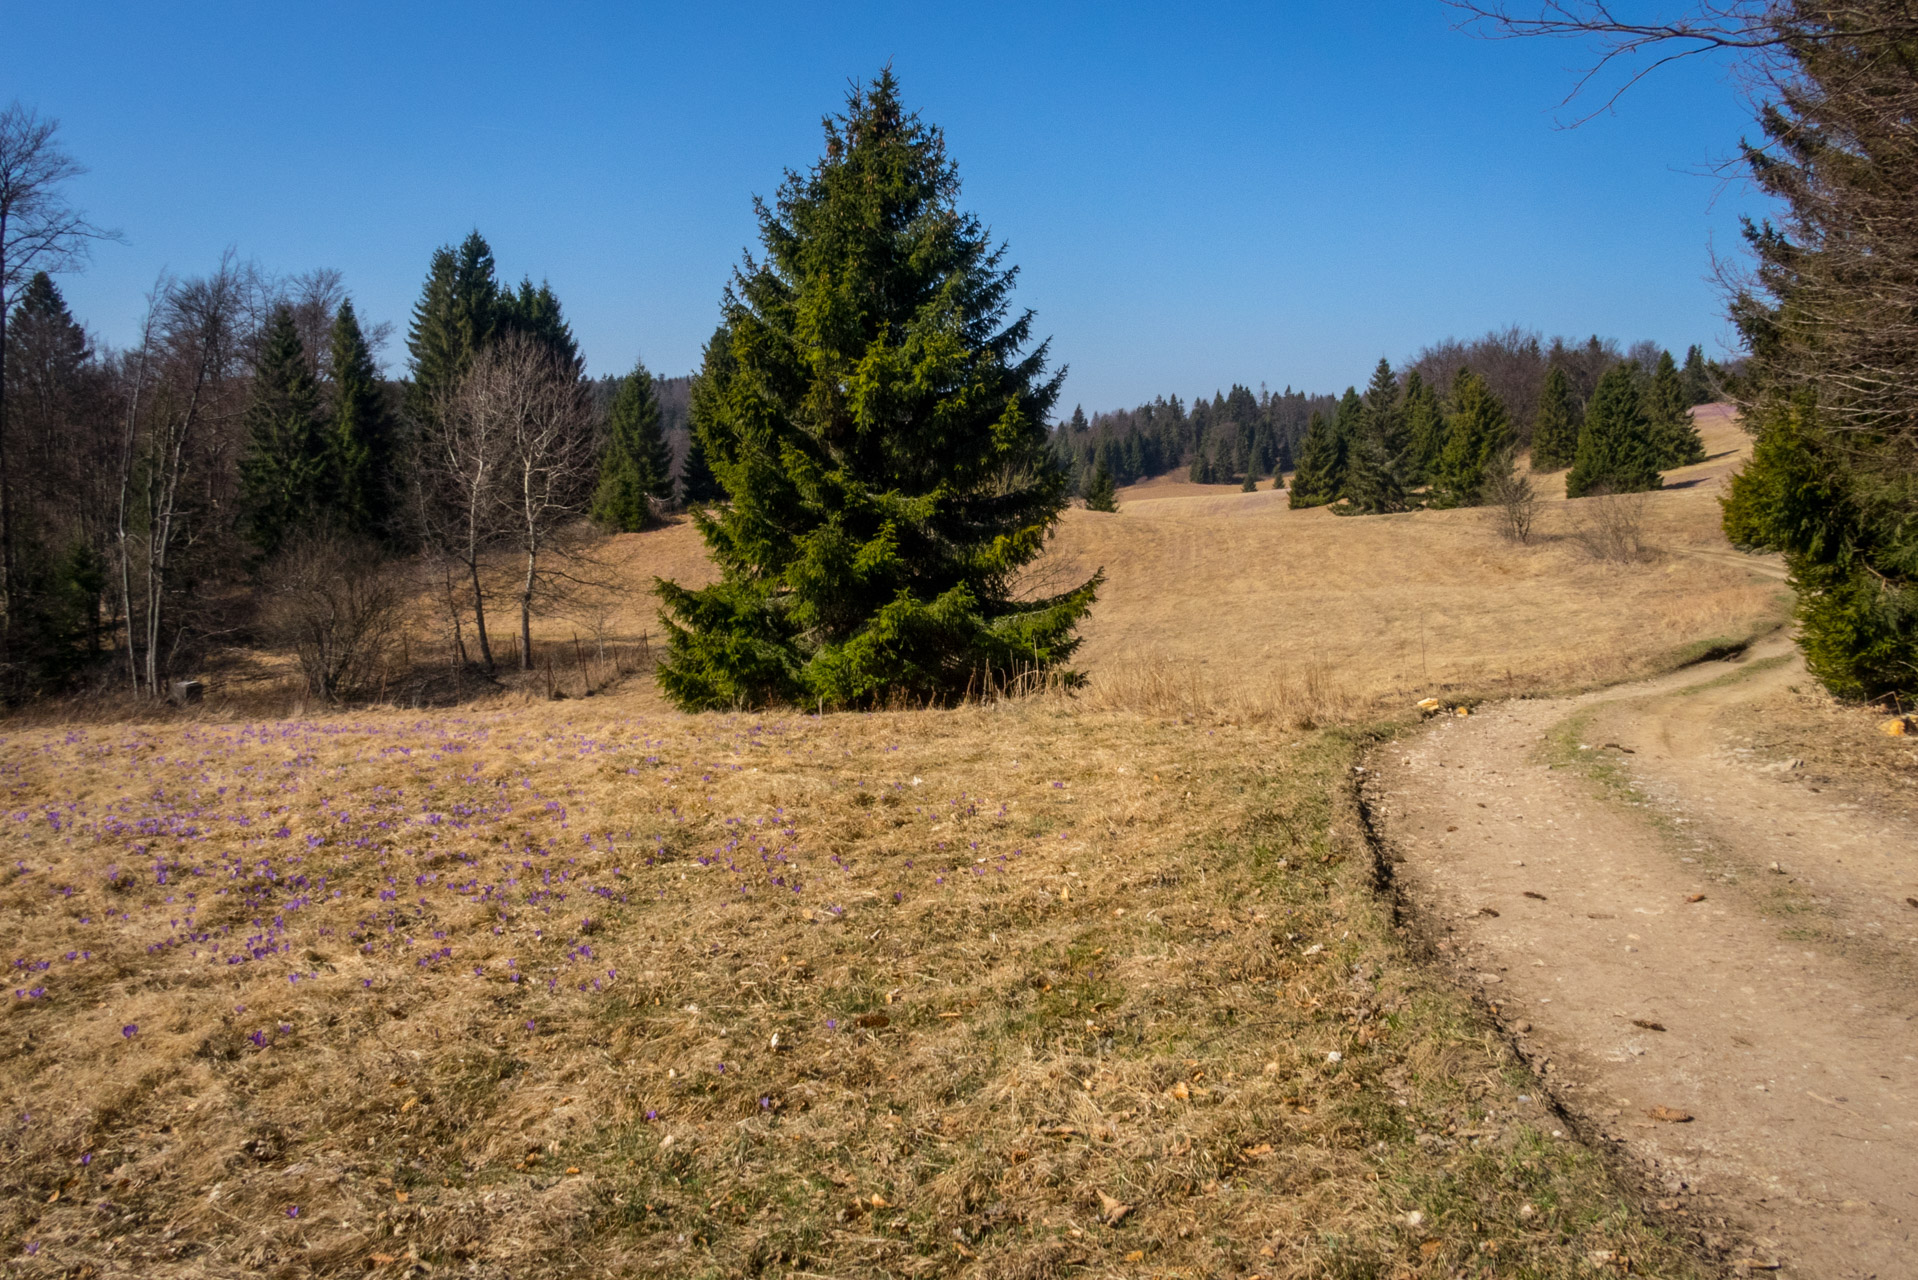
top-left (0, 412), bottom-right (1794, 1279)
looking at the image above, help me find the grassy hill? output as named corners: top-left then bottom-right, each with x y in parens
top-left (0, 409), bottom-right (1783, 1278)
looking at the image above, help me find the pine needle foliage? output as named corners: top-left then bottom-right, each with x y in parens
top-left (1566, 365), bottom-right (1663, 499)
top-left (590, 359), bottom-right (674, 531)
top-left (1529, 365), bottom-right (1580, 472)
top-left (1287, 411), bottom-right (1340, 508)
top-left (654, 72), bottom-right (1099, 711)
top-left (1402, 370), bottom-right (1445, 485)
top-left (1646, 350), bottom-right (1706, 468)
top-left (327, 299), bottom-right (400, 544)
top-left (1341, 358), bottom-right (1412, 513)
top-left (1432, 369), bottom-right (1512, 508)
top-left (1084, 461), bottom-right (1119, 511)
top-left (239, 307), bottom-right (327, 559)
top-left (404, 232), bottom-right (501, 434)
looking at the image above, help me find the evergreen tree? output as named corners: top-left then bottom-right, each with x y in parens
top-left (1239, 466), bottom-right (1257, 492)
top-left (1566, 364), bottom-right (1663, 498)
top-left (500, 277), bottom-right (583, 376)
top-left (1343, 358), bottom-right (1411, 512)
top-left (1084, 461), bottom-right (1118, 511)
top-left (405, 231), bottom-right (501, 431)
top-left (678, 327), bottom-right (728, 506)
top-left (1529, 365), bottom-right (1579, 471)
top-left (326, 299), bottom-right (400, 542)
top-left (1680, 344), bottom-right (1713, 406)
top-left (239, 307), bottom-right (328, 558)
top-left (590, 358), bottom-right (675, 531)
top-left (1433, 369), bottom-right (1512, 507)
top-left (1402, 371), bottom-right (1444, 485)
top-left (1646, 349), bottom-right (1706, 468)
top-left (654, 72), bottom-right (1099, 710)
top-left (1067, 404), bottom-right (1088, 433)
top-left (1288, 411), bottom-right (1340, 508)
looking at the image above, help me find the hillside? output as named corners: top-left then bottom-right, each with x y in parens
top-left (0, 406), bottom-right (1791, 1278)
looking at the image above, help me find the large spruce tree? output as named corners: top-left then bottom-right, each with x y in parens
top-left (239, 307), bottom-right (327, 558)
top-left (654, 72), bottom-right (1099, 710)
top-left (405, 232), bottom-right (502, 431)
top-left (327, 299), bottom-right (400, 543)
top-left (1529, 365), bottom-right (1579, 471)
top-left (1566, 364), bottom-right (1663, 498)
top-left (1432, 369), bottom-right (1512, 507)
top-left (591, 358), bottom-right (674, 531)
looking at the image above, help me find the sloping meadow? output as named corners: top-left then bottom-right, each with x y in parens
top-left (0, 702), bottom-right (1696, 1278)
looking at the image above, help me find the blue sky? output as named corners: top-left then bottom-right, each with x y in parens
top-left (5, 1), bottom-right (1764, 409)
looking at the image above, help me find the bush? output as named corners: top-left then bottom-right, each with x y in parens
top-left (1571, 491), bottom-right (1652, 563)
top-left (1482, 463), bottom-right (1539, 545)
top-left (262, 533), bottom-right (405, 701)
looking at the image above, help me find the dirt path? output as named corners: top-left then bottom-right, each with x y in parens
top-left (1368, 633), bottom-right (1918, 1279)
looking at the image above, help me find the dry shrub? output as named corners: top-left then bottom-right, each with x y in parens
top-left (260, 531), bottom-right (405, 700)
top-left (1483, 464), bottom-right (1539, 545)
top-left (1571, 491), bottom-right (1654, 563)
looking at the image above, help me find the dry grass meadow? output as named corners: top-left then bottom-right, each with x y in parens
top-left (0, 407), bottom-right (1786, 1278)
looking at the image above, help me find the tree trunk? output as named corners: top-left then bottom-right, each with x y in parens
top-left (467, 557), bottom-right (493, 671)
top-left (519, 539), bottom-right (537, 671)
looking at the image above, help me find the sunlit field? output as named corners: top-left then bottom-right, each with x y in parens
top-left (0, 410), bottom-right (1778, 1278)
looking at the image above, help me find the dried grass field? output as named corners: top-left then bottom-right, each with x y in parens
top-left (0, 408), bottom-right (1786, 1278)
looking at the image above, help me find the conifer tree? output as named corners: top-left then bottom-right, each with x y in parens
top-left (1288, 411), bottom-right (1339, 508)
top-left (1067, 404), bottom-right (1088, 433)
top-left (1566, 364), bottom-right (1663, 498)
top-left (326, 299), bottom-right (400, 542)
top-left (1646, 349), bottom-right (1706, 468)
top-left (500, 278), bottom-right (583, 376)
top-left (1680, 344), bottom-right (1713, 405)
top-left (654, 72), bottom-right (1099, 710)
top-left (591, 359), bottom-right (674, 531)
top-left (1432, 369), bottom-right (1512, 507)
top-left (1084, 461), bottom-right (1119, 511)
top-left (1343, 359), bottom-right (1411, 512)
top-left (1402, 371), bottom-right (1444, 485)
top-left (1529, 365), bottom-right (1579, 471)
top-left (239, 307), bottom-right (327, 558)
top-left (405, 231), bottom-right (501, 432)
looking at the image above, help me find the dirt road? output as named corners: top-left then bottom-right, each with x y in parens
top-left (1368, 631), bottom-right (1918, 1279)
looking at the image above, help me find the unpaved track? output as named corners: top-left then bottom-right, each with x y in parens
top-left (1368, 634), bottom-right (1918, 1279)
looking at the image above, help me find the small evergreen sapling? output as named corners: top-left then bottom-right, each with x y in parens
top-left (1084, 462), bottom-right (1119, 511)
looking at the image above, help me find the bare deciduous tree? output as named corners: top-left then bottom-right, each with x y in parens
top-left (116, 256), bottom-right (258, 697)
top-left (470, 334), bottom-right (597, 670)
top-left (262, 530), bottom-right (404, 701)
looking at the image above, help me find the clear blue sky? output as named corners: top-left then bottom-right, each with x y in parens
top-left (4, 1), bottom-right (1763, 409)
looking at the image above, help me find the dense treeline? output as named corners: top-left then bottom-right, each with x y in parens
top-left (0, 100), bottom-right (700, 702)
top-left (1054, 331), bottom-right (1721, 501)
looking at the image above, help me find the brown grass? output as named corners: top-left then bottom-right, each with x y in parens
top-left (1033, 405), bottom-right (1785, 713)
top-left (0, 404), bottom-right (1774, 1277)
top-left (0, 702), bottom-right (1700, 1278)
